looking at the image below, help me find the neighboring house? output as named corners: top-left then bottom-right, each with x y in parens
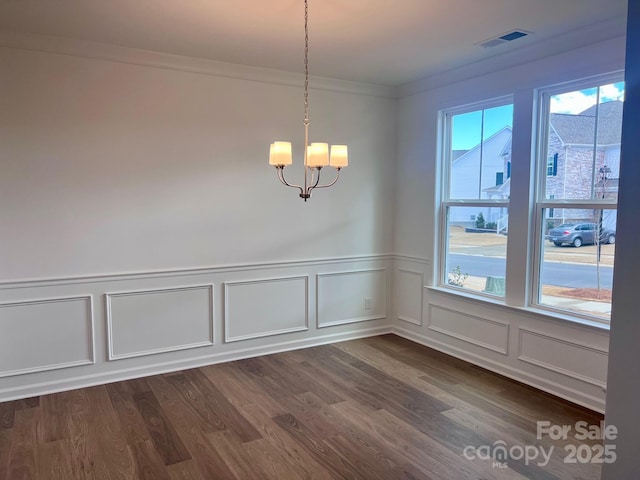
top-left (452, 100), bottom-right (623, 230)
top-left (449, 126), bottom-right (512, 226)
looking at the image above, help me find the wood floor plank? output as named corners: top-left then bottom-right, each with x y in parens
top-left (38, 439), bottom-right (75, 480)
top-left (181, 369), bottom-right (261, 443)
top-left (83, 386), bottom-right (137, 479)
top-left (6, 408), bottom-right (39, 480)
top-left (236, 403), bottom-right (335, 480)
top-left (287, 392), bottom-right (433, 480)
top-left (38, 391), bottom-right (69, 443)
top-left (129, 439), bottom-right (172, 480)
top-left (0, 428), bottom-right (11, 480)
top-left (258, 354), bottom-right (346, 405)
top-left (331, 400), bottom-right (477, 480)
top-left (232, 357), bottom-right (302, 398)
top-left (147, 375), bottom-right (238, 480)
top-left (322, 344), bottom-right (452, 413)
top-left (62, 388), bottom-right (95, 480)
top-left (163, 374), bottom-right (226, 434)
top-left (166, 459), bottom-right (206, 480)
top-left (0, 401), bottom-right (15, 430)
top-left (14, 397), bottom-right (39, 411)
top-left (242, 437), bottom-right (310, 480)
top-left (201, 363), bottom-right (288, 417)
top-left (205, 431), bottom-right (266, 479)
top-left (272, 412), bottom-right (374, 480)
top-left (133, 390), bottom-right (191, 466)
top-left (107, 381), bottom-right (154, 446)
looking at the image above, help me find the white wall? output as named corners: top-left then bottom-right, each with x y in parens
top-left (393, 35), bottom-right (626, 412)
top-left (0, 46), bottom-right (396, 281)
top-left (0, 40), bottom-right (396, 400)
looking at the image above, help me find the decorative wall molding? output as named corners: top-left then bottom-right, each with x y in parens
top-left (0, 29), bottom-right (395, 99)
top-left (106, 284), bottom-right (214, 360)
top-left (0, 295), bottom-right (95, 377)
top-left (0, 251), bottom-right (608, 416)
top-left (517, 328), bottom-right (608, 388)
top-left (394, 254), bottom-right (430, 265)
top-left (0, 253), bottom-right (394, 289)
top-left (317, 268), bottom-right (388, 328)
top-left (427, 304), bottom-right (509, 355)
top-left (224, 275), bottom-right (309, 343)
top-left (396, 269), bottom-right (423, 325)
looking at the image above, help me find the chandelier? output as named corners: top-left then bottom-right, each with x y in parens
top-left (268, 0), bottom-right (348, 202)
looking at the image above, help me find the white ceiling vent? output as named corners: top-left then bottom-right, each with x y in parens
top-left (476, 30), bottom-right (532, 49)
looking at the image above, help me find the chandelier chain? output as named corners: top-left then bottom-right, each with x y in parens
top-left (303, 0), bottom-right (309, 126)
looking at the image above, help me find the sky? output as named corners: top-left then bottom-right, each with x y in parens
top-left (550, 81), bottom-right (625, 114)
top-left (451, 104), bottom-right (513, 150)
top-left (451, 82), bottom-right (625, 151)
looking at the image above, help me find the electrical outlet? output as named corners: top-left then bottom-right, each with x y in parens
top-left (364, 297), bottom-right (372, 310)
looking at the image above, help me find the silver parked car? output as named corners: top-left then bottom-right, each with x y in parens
top-left (548, 223), bottom-right (616, 247)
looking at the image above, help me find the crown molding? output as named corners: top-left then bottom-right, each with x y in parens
top-left (0, 29), bottom-right (396, 99)
top-left (399, 17), bottom-right (627, 98)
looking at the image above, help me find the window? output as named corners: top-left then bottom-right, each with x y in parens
top-left (534, 78), bottom-right (623, 321)
top-left (440, 100), bottom-right (513, 297)
top-left (546, 154), bottom-right (558, 176)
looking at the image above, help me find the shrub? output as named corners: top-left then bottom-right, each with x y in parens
top-left (448, 265), bottom-right (469, 287)
top-left (475, 212), bottom-right (486, 229)
top-left (485, 222), bottom-right (497, 230)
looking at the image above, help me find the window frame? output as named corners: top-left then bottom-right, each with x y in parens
top-left (438, 96), bottom-right (513, 297)
top-left (530, 73), bottom-right (622, 324)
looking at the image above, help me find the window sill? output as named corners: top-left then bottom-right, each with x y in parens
top-left (426, 285), bottom-right (611, 332)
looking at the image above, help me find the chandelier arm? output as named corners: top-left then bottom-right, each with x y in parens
top-left (276, 167), bottom-right (304, 195)
top-left (305, 167), bottom-right (322, 194)
top-left (308, 168), bottom-right (341, 192)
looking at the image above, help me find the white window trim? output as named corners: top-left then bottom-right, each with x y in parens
top-left (530, 73), bottom-right (623, 325)
top-left (438, 96), bottom-right (512, 296)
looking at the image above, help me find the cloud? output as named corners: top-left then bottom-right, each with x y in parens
top-left (550, 83), bottom-right (624, 114)
top-left (600, 83), bottom-right (625, 102)
top-left (550, 91), bottom-right (597, 114)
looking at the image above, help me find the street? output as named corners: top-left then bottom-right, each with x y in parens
top-left (448, 253), bottom-right (614, 289)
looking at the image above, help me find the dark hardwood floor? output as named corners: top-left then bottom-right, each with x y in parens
top-left (0, 335), bottom-right (604, 479)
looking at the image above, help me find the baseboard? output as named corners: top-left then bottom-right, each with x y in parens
top-left (392, 326), bottom-right (605, 414)
top-left (0, 326), bottom-right (392, 402)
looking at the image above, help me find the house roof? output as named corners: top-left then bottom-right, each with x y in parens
top-left (452, 150), bottom-right (469, 161)
top-left (452, 126), bottom-right (512, 164)
top-left (499, 137), bottom-right (512, 157)
top-left (550, 100), bottom-right (623, 146)
top-left (483, 177), bottom-right (511, 195)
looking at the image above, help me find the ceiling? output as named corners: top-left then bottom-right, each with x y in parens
top-left (0, 0), bottom-right (628, 86)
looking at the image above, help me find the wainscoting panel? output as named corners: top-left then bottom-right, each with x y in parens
top-left (106, 285), bottom-right (214, 360)
top-left (518, 328), bottom-right (608, 388)
top-left (224, 276), bottom-right (308, 343)
top-left (0, 296), bottom-right (94, 377)
top-left (317, 269), bottom-right (387, 328)
top-left (395, 269), bottom-right (423, 325)
top-left (428, 304), bottom-right (509, 355)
